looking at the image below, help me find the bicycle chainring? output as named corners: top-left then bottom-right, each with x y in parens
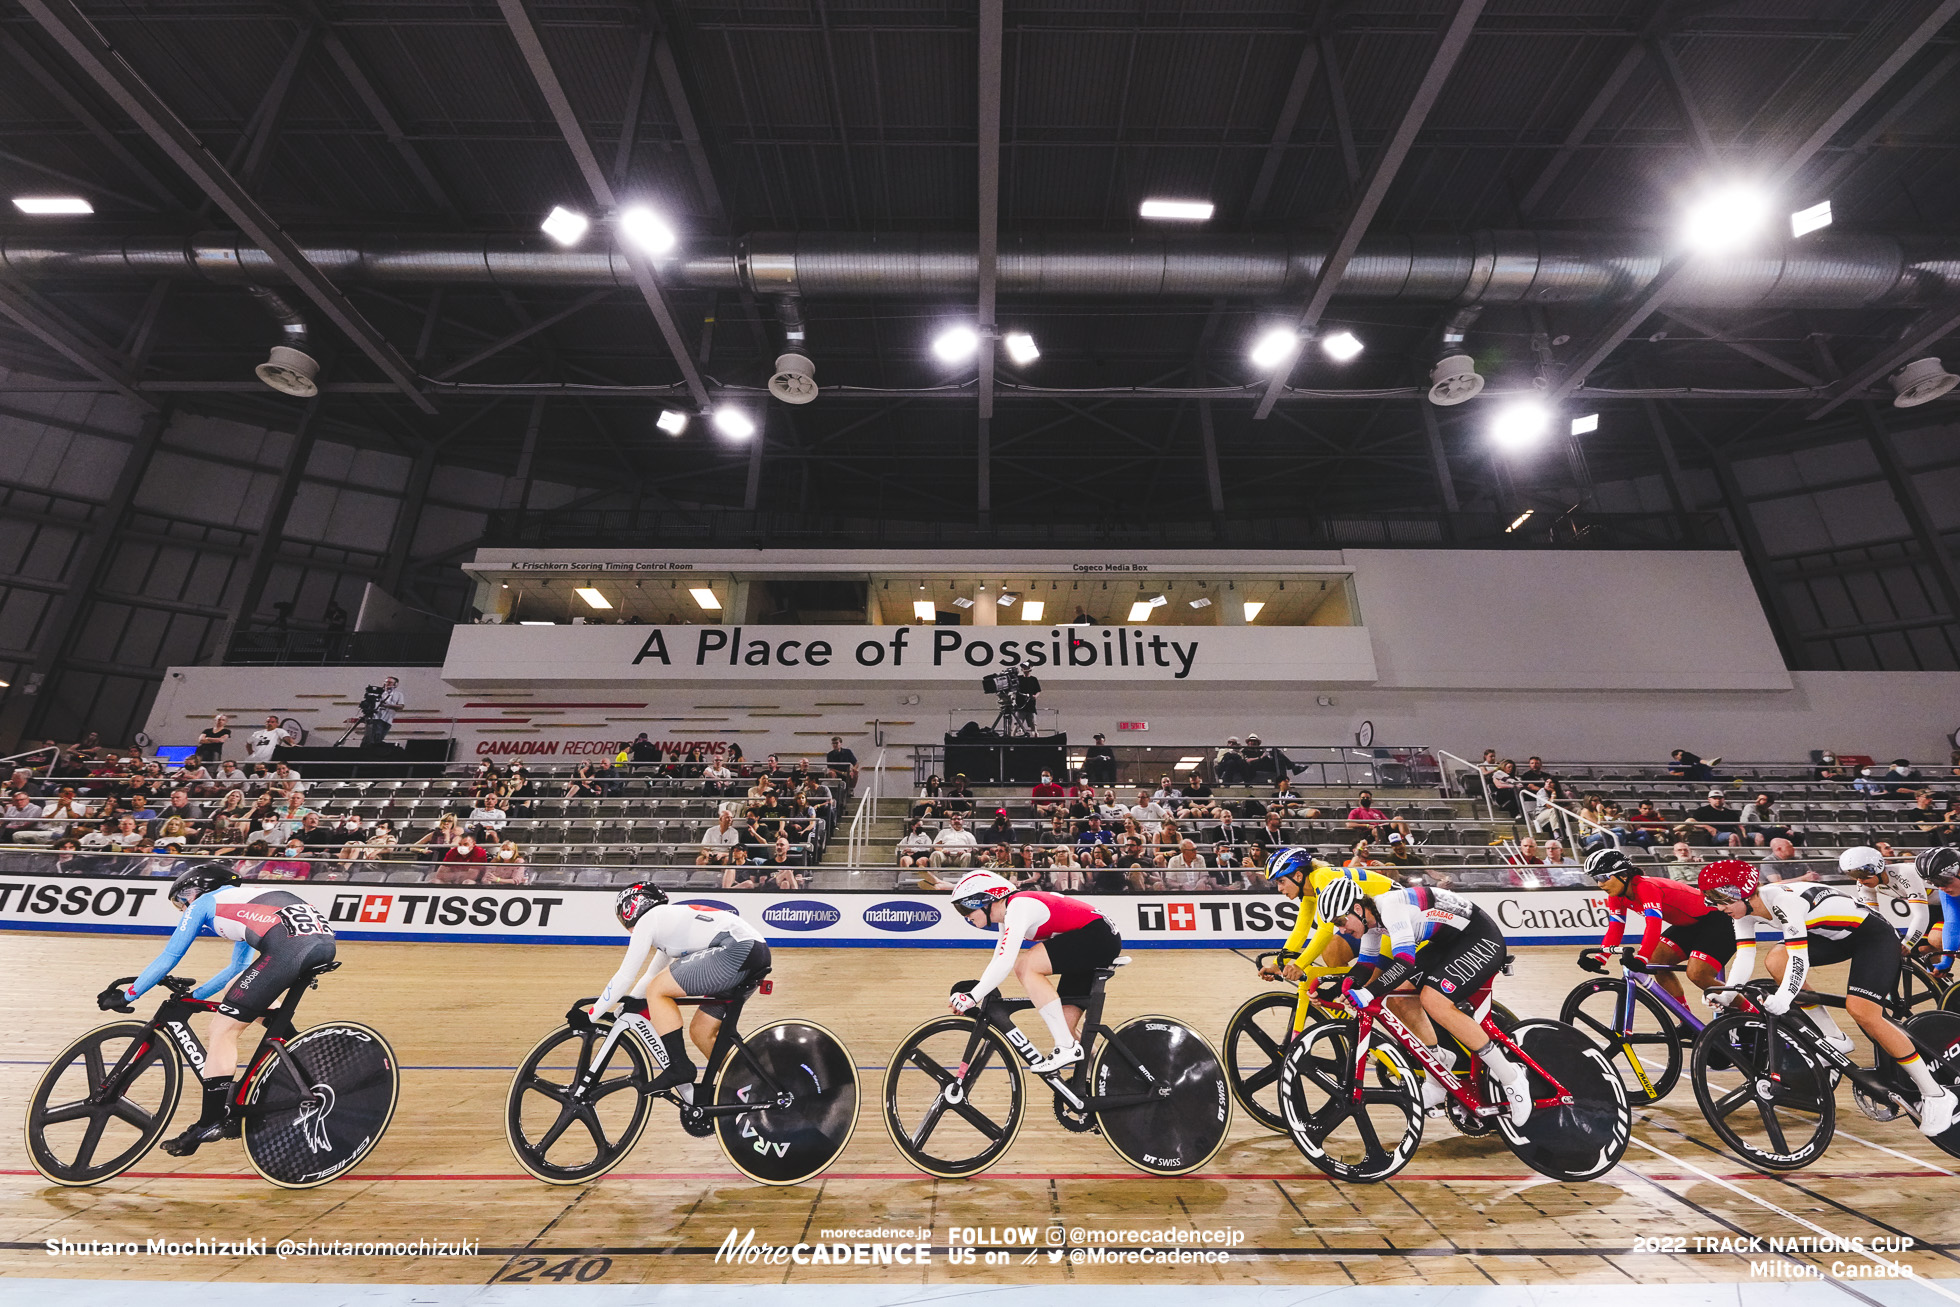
top-left (1852, 1062), bottom-right (1912, 1123)
top-left (1052, 1090), bottom-right (1100, 1134)
top-left (675, 1098), bottom-right (715, 1138)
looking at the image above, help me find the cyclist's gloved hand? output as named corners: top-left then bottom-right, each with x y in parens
top-left (619, 996), bottom-right (649, 1017)
top-left (1761, 987), bottom-right (1793, 1016)
top-left (1576, 949), bottom-right (1608, 974)
top-left (1708, 988), bottom-right (1738, 1009)
top-left (949, 991), bottom-right (978, 1015)
top-left (96, 983), bottom-right (134, 1013)
top-left (564, 1003), bottom-right (592, 1031)
top-left (1341, 978), bottom-right (1376, 1011)
top-left (1313, 977), bottom-right (1345, 1001)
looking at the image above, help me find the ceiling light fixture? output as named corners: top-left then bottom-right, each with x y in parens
top-left (912, 599), bottom-right (937, 622)
top-left (540, 205), bottom-right (588, 245)
top-left (1321, 331), bottom-right (1364, 362)
top-left (1139, 199), bottom-right (1214, 221)
top-left (618, 206), bottom-right (677, 256)
top-left (656, 409), bottom-right (690, 435)
top-left (1682, 183), bottom-right (1770, 254)
top-left (1790, 199), bottom-right (1832, 238)
top-left (574, 587), bottom-right (612, 609)
top-left (12, 196), bottom-right (93, 215)
top-left (1147, 595), bottom-right (1168, 608)
top-left (1242, 601), bottom-right (1265, 622)
top-left (1002, 332), bottom-right (1040, 365)
top-left (997, 592), bottom-right (1018, 607)
top-left (1188, 597), bottom-right (1212, 609)
top-left (932, 326), bottom-right (980, 363)
top-left (1490, 400), bottom-right (1552, 451)
top-left (688, 587), bottom-right (722, 610)
top-left (1570, 412), bottom-right (1599, 435)
top-left (1021, 600), bottom-right (1045, 621)
top-left (519, 620), bottom-right (555, 626)
top-left (712, 408), bottom-right (755, 439)
top-left (951, 596), bottom-right (975, 608)
top-left (1250, 327), bottom-right (1301, 372)
top-left (1127, 600), bottom-right (1154, 622)
top-left (1506, 509), bottom-right (1535, 533)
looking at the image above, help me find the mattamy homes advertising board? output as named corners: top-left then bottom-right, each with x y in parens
top-left (0, 878), bottom-right (1618, 945)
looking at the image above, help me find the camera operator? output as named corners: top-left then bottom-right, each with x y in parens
top-left (361, 676), bottom-right (406, 748)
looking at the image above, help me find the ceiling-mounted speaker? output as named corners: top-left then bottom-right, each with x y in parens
top-left (768, 352), bottom-right (819, 404)
top-left (1889, 357), bottom-right (1958, 408)
top-left (255, 345), bottom-right (320, 397)
top-left (1428, 353), bottom-right (1484, 406)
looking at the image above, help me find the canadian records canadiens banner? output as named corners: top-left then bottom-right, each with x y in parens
top-left (0, 878), bottom-right (1620, 947)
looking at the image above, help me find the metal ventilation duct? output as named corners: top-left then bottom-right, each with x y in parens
top-left (3, 230), bottom-right (1955, 308)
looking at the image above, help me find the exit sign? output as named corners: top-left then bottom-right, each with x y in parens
top-left (1117, 721), bottom-right (1148, 732)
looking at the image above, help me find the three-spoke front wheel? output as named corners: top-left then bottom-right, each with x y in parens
top-left (507, 1022), bottom-right (655, 1185)
top-left (24, 1021), bottom-right (182, 1186)
top-left (882, 1016), bottom-right (1025, 1177)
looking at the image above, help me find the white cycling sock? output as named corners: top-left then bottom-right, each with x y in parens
top-left (1474, 1041), bottom-right (1520, 1080)
top-left (1036, 999), bottom-right (1075, 1049)
top-left (1898, 1051), bottom-right (1940, 1098)
top-left (1800, 1005), bottom-right (1846, 1044)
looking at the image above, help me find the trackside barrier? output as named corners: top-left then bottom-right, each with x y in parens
top-left (0, 875), bottom-right (1625, 946)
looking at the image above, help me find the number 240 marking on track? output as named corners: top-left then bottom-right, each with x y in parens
top-left (496, 1256), bottom-right (611, 1283)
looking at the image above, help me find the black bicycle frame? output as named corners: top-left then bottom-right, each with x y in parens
top-left (1719, 986), bottom-right (1936, 1117)
top-left (971, 979), bottom-right (1158, 1114)
top-left (571, 983), bottom-right (793, 1120)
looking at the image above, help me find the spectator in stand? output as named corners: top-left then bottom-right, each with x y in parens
top-left (1904, 789), bottom-right (1941, 834)
top-left (414, 812), bottom-right (461, 858)
top-left (701, 754), bottom-right (736, 796)
top-left (1760, 837), bottom-right (1817, 883)
top-left (160, 789), bottom-right (201, 826)
top-left (1161, 840), bottom-right (1212, 891)
top-left (477, 840), bottom-right (527, 884)
top-left (434, 832), bottom-right (489, 884)
top-left (1099, 791), bottom-right (1132, 822)
top-left (1345, 839), bottom-right (1384, 870)
top-left (1740, 792), bottom-right (1795, 846)
top-left (1622, 799), bottom-right (1667, 848)
top-left (983, 808), bottom-right (1018, 848)
top-left (78, 820), bottom-right (119, 852)
top-left (895, 819), bottom-right (935, 873)
top-left (1345, 791), bottom-right (1386, 842)
top-left (1066, 787), bottom-right (1101, 822)
top-left (1210, 808), bottom-right (1245, 857)
top-left (262, 836), bottom-right (314, 881)
top-left (1505, 836), bottom-right (1544, 867)
top-left (940, 774), bottom-right (975, 815)
top-left (1214, 737), bottom-right (1247, 787)
top-left (1075, 814), bottom-right (1116, 853)
top-left (1031, 769), bottom-right (1067, 817)
top-left (39, 787), bottom-right (89, 834)
top-left (1151, 816), bottom-right (1182, 856)
top-left (1178, 772), bottom-right (1214, 818)
top-left (628, 733), bottom-right (662, 767)
top-left (1042, 811), bottom-right (1072, 847)
top-left (1542, 836), bottom-right (1579, 871)
top-left (1083, 733), bottom-right (1117, 785)
top-left (1268, 777), bottom-right (1318, 818)
top-left (365, 821), bottom-right (398, 859)
top-left (1689, 789), bottom-right (1743, 847)
top-left (823, 737), bottom-right (859, 797)
top-left (213, 760), bottom-right (247, 792)
top-left (1524, 775), bottom-right (1566, 836)
top-left (1151, 775), bottom-right (1182, 805)
top-left (1241, 735), bottom-right (1280, 785)
top-left (502, 763), bottom-right (533, 812)
top-left (1487, 759), bottom-right (1523, 821)
top-left (1666, 841), bottom-right (1701, 882)
top-left (1247, 810), bottom-right (1292, 863)
top-left (1878, 759), bottom-right (1920, 798)
top-left (246, 715), bottom-right (293, 763)
top-left (296, 813), bottom-right (339, 854)
top-left (930, 813), bottom-right (978, 869)
top-left (1668, 748), bottom-right (1721, 783)
top-left (1928, 796), bottom-right (1960, 846)
top-left (469, 793), bottom-right (509, 836)
top-left (912, 774), bottom-right (944, 819)
top-left (760, 836), bottom-right (808, 889)
top-left (195, 714), bottom-right (232, 764)
top-left (3, 789), bottom-right (45, 837)
top-left (566, 761), bottom-right (606, 799)
top-left (981, 842), bottom-right (1013, 870)
top-left (698, 810), bottom-right (743, 866)
top-left (1381, 831), bottom-right (1424, 869)
top-left (1128, 788), bottom-right (1169, 828)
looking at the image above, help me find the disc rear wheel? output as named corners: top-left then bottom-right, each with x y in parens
top-left (1094, 1016), bottom-right (1231, 1176)
top-left (1495, 1020), bottom-right (1631, 1181)
top-left (713, 1020), bottom-right (859, 1185)
top-left (240, 1021), bottom-right (399, 1189)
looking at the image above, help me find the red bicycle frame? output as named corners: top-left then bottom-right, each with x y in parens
top-left (1347, 996), bottom-right (1575, 1119)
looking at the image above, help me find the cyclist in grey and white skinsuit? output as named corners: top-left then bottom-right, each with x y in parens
top-left (570, 883), bottom-right (771, 1092)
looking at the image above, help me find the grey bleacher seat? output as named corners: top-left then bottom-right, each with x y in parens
top-left (385, 867), bottom-right (426, 884)
top-left (573, 866), bottom-right (611, 887)
top-left (530, 864), bottom-right (573, 886)
top-left (609, 867), bottom-right (644, 886)
top-left (600, 845), bottom-right (634, 867)
top-left (1455, 827), bottom-right (1490, 846)
top-left (563, 823), bottom-right (593, 845)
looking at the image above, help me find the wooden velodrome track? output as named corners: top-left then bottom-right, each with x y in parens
top-left (3, 931), bottom-right (1957, 1293)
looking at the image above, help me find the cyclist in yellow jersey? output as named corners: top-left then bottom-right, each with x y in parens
top-left (1262, 848), bottom-right (1430, 1044)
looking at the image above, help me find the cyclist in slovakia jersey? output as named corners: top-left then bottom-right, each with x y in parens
top-left (572, 883), bottom-right (771, 1093)
top-left (1839, 846), bottom-right (1930, 952)
top-left (1261, 848), bottom-right (1422, 1035)
top-left (96, 862), bottom-right (335, 1156)
top-left (1320, 880), bottom-right (1533, 1125)
top-left (1700, 858), bottom-right (1957, 1136)
top-left (1579, 846), bottom-right (1734, 1003)
top-left (947, 870), bottom-right (1122, 1074)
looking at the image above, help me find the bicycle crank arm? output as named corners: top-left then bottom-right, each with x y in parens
top-left (1084, 1091), bottom-right (1155, 1110)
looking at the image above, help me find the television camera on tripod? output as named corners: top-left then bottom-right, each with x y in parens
top-left (980, 664), bottom-right (1041, 737)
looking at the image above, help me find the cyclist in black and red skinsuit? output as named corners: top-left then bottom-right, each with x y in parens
top-left (97, 862), bottom-right (335, 1156)
top-left (945, 870), bottom-right (1123, 1074)
top-left (1578, 846), bottom-right (1734, 1005)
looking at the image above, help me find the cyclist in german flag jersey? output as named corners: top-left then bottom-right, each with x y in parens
top-left (1700, 858), bottom-right (1957, 1136)
top-left (1579, 846), bottom-right (1734, 1003)
top-left (96, 862), bottom-right (336, 1156)
top-left (947, 871), bottom-right (1122, 1074)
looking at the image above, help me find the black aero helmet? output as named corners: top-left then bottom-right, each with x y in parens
top-left (614, 881), bottom-right (669, 930)
top-left (170, 861), bottom-right (241, 909)
top-left (1916, 846), bottom-right (1960, 887)
top-left (1585, 846), bottom-right (1637, 885)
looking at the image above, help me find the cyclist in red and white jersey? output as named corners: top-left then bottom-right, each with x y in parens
top-left (947, 871), bottom-right (1122, 1073)
top-left (1579, 846), bottom-right (1735, 1002)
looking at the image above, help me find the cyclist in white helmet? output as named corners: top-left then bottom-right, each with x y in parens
top-left (946, 869), bottom-right (1122, 1073)
top-left (1839, 845), bottom-right (1930, 952)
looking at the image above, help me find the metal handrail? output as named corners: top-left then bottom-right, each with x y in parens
top-left (845, 748), bottom-right (885, 872)
top-left (1434, 748), bottom-right (1497, 821)
top-left (0, 745), bottom-right (59, 782)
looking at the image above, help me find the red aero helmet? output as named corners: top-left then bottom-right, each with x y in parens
top-left (1697, 859), bottom-right (1759, 905)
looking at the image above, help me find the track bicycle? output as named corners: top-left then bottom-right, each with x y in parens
top-left (26, 964), bottom-right (399, 1189)
top-left (1559, 947), bottom-right (1712, 1104)
top-left (1224, 950), bottom-right (1518, 1133)
top-left (883, 957), bottom-right (1230, 1177)
top-left (1690, 983), bottom-right (1960, 1170)
top-left (1279, 972), bottom-right (1631, 1183)
top-left (506, 976), bottom-right (857, 1186)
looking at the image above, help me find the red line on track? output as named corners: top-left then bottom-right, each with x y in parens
top-left (4, 1168), bottom-right (1944, 1183)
